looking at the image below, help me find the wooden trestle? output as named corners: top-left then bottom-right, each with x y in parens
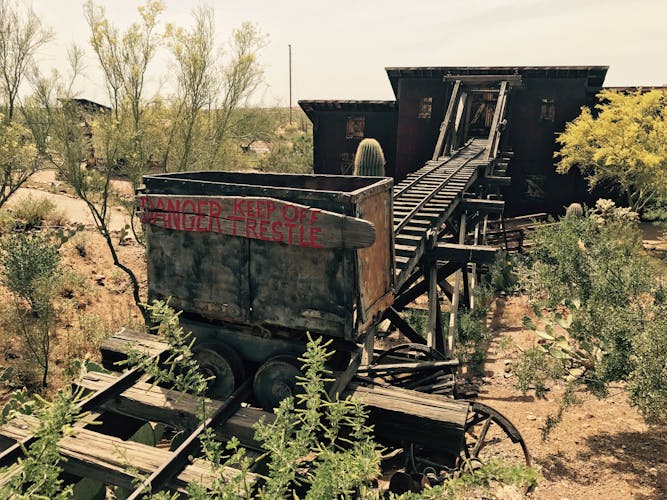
top-left (383, 76), bottom-right (515, 356)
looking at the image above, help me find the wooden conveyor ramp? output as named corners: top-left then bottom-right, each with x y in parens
top-left (385, 75), bottom-right (515, 355)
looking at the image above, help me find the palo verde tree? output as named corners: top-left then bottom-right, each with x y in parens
top-left (556, 89), bottom-right (667, 213)
top-left (0, 116), bottom-right (40, 210)
top-left (0, 0), bottom-right (53, 122)
top-left (164, 8), bottom-right (267, 171)
top-left (0, 0), bottom-right (53, 209)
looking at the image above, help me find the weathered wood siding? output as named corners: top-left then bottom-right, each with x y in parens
top-left (143, 172), bottom-right (394, 340)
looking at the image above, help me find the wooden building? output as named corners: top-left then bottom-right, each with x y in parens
top-left (300, 66), bottom-right (610, 215)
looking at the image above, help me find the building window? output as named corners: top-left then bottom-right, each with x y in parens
top-left (346, 116), bottom-right (365, 139)
top-left (418, 97), bottom-right (432, 119)
top-left (340, 152), bottom-right (354, 174)
top-left (540, 98), bottom-right (555, 122)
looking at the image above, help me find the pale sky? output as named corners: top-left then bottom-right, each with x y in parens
top-left (31, 0), bottom-right (667, 106)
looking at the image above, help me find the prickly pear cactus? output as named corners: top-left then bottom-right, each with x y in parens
top-left (565, 203), bottom-right (584, 217)
top-left (353, 138), bottom-right (385, 176)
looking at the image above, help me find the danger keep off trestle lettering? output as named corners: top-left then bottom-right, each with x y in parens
top-left (137, 195), bottom-right (375, 250)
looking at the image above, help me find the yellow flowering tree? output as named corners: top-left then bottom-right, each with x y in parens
top-left (556, 90), bottom-right (667, 212)
top-left (0, 117), bottom-right (39, 209)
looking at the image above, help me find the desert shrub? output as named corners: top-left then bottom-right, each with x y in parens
top-left (0, 232), bottom-right (63, 387)
top-left (9, 195), bottom-right (59, 228)
top-left (404, 308), bottom-right (428, 338)
top-left (0, 386), bottom-right (81, 498)
top-left (398, 459), bottom-right (538, 499)
top-left (512, 346), bottom-right (565, 398)
top-left (627, 305), bottom-right (667, 423)
top-left (515, 200), bottom-right (667, 425)
top-left (455, 286), bottom-right (493, 375)
top-left (486, 250), bottom-right (522, 293)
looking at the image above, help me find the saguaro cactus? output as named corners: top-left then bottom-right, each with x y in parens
top-left (353, 138), bottom-right (385, 176)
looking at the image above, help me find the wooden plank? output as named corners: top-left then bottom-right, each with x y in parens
top-left (359, 360), bottom-right (459, 374)
top-left (345, 380), bottom-right (467, 452)
top-left (432, 80), bottom-right (461, 160)
top-left (434, 243), bottom-right (497, 264)
top-left (138, 194), bottom-right (376, 250)
top-left (480, 175), bottom-right (511, 186)
top-left (461, 198), bottom-right (505, 214)
top-left (0, 415), bottom-right (256, 491)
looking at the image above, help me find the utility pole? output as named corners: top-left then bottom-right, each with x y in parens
top-left (288, 44), bottom-right (293, 125)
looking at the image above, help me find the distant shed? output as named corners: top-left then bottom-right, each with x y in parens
top-left (299, 100), bottom-right (398, 177)
top-left (385, 66), bottom-right (608, 214)
top-left (301, 66), bottom-right (612, 215)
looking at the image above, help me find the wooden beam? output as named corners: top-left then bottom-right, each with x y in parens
top-left (345, 380), bottom-right (468, 452)
top-left (447, 213), bottom-right (466, 355)
top-left (461, 198), bottom-right (505, 214)
top-left (443, 74), bottom-right (523, 86)
top-left (427, 258), bottom-right (439, 348)
top-left (434, 243), bottom-right (497, 264)
top-left (383, 307), bottom-right (426, 345)
top-left (479, 175), bottom-right (512, 186)
top-left (432, 80), bottom-right (461, 160)
top-left (393, 261), bottom-right (459, 311)
top-left (0, 415), bottom-right (256, 491)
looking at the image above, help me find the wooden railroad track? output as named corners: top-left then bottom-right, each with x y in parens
top-left (391, 138), bottom-right (493, 288)
top-left (0, 328), bottom-right (471, 497)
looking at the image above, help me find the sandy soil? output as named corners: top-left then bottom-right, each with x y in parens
top-left (479, 296), bottom-right (666, 499)
top-left (7, 169), bottom-right (131, 232)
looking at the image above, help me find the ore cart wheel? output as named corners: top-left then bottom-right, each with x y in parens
top-left (253, 355), bottom-right (303, 411)
top-left (405, 402), bottom-right (531, 488)
top-left (193, 342), bottom-right (246, 400)
top-left (459, 401), bottom-right (531, 469)
top-left (372, 343), bottom-right (456, 394)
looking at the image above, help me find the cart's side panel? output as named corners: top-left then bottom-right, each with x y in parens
top-left (146, 226), bottom-right (250, 323)
top-left (249, 242), bottom-right (355, 338)
top-left (356, 186), bottom-right (395, 326)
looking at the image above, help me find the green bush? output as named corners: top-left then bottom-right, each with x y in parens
top-left (0, 232), bottom-right (62, 387)
top-left (515, 200), bottom-right (667, 425)
top-left (10, 195), bottom-right (60, 228)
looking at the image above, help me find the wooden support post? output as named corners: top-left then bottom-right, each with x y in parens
top-left (462, 266), bottom-right (471, 310)
top-left (427, 258), bottom-right (439, 349)
top-left (432, 80), bottom-right (461, 160)
top-left (447, 212), bottom-right (467, 355)
top-left (361, 326), bottom-right (376, 366)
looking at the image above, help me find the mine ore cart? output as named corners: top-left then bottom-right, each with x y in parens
top-left (137, 171), bottom-right (394, 408)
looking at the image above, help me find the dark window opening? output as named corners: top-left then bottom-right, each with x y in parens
top-left (540, 98), bottom-right (555, 121)
top-left (340, 152), bottom-right (354, 174)
top-left (346, 116), bottom-right (365, 139)
top-left (418, 97), bottom-right (432, 119)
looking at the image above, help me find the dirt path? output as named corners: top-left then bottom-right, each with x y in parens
top-left (7, 169), bottom-right (130, 232)
top-left (479, 296), bottom-right (666, 499)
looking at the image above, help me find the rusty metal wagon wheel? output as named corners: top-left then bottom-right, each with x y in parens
top-left (459, 401), bottom-right (531, 469)
top-left (193, 341), bottom-right (246, 400)
top-left (405, 401), bottom-right (531, 484)
top-left (372, 343), bottom-right (456, 393)
top-left (253, 354), bottom-right (303, 411)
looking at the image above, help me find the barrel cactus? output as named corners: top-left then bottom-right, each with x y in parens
top-left (353, 138), bottom-right (385, 176)
top-left (565, 203), bottom-right (584, 217)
